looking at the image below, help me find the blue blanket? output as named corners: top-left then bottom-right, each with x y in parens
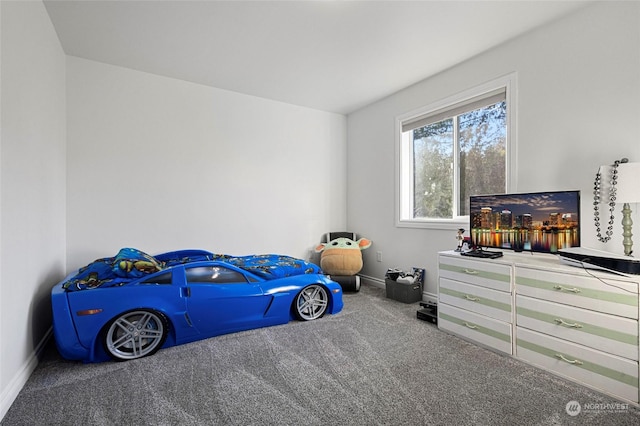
top-left (62, 248), bottom-right (322, 291)
top-left (210, 253), bottom-right (321, 279)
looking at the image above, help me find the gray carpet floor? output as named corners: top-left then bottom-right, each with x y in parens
top-left (2, 283), bottom-right (639, 425)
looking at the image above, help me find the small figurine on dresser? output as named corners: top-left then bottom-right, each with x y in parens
top-left (456, 228), bottom-right (465, 251)
top-left (455, 228), bottom-right (471, 251)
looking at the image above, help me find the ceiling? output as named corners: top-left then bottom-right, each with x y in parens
top-left (44, 0), bottom-right (592, 114)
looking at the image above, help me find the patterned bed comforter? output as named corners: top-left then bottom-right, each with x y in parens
top-left (62, 248), bottom-right (322, 291)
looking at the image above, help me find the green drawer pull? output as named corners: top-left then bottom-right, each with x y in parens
top-left (554, 318), bottom-right (583, 329)
top-left (463, 269), bottom-right (479, 275)
top-left (463, 322), bottom-right (478, 330)
top-left (464, 294), bottom-right (480, 302)
top-left (555, 353), bottom-right (583, 365)
top-left (553, 285), bottom-right (581, 293)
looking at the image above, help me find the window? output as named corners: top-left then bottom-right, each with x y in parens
top-left (140, 271), bottom-right (173, 285)
top-left (186, 266), bottom-right (248, 284)
top-left (396, 75), bottom-right (516, 228)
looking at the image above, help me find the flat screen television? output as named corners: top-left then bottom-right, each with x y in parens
top-left (469, 190), bottom-right (581, 253)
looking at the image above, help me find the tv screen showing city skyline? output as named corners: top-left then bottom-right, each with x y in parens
top-left (469, 190), bottom-right (581, 253)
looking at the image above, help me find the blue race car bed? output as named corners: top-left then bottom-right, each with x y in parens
top-left (52, 248), bottom-right (343, 362)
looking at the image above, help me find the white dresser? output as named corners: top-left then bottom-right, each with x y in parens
top-left (437, 250), bottom-right (640, 404)
top-left (438, 254), bottom-right (513, 355)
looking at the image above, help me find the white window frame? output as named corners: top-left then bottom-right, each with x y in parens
top-left (395, 73), bottom-right (517, 230)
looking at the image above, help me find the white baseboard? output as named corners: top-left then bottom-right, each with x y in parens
top-left (422, 291), bottom-right (438, 304)
top-left (359, 274), bottom-right (385, 288)
top-left (0, 327), bottom-right (52, 422)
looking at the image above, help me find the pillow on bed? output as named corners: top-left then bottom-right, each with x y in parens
top-left (112, 247), bottom-right (164, 278)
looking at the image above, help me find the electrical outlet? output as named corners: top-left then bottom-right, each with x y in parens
top-left (376, 251), bottom-right (382, 262)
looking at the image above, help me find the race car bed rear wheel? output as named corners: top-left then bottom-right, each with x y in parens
top-left (103, 309), bottom-right (168, 361)
top-left (294, 284), bottom-right (328, 321)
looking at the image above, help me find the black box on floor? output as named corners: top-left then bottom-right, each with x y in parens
top-left (417, 301), bottom-right (437, 324)
top-left (385, 278), bottom-right (422, 304)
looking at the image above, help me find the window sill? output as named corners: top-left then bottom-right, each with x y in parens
top-left (396, 218), bottom-right (468, 231)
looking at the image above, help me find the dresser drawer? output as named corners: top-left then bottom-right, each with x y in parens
top-left (517, 328), bottom-right (639, 403)
top-left (515, 266), bottom-right (639, 319)
top-left (439, 255), bottom-right (511, 293)
top-left (439, 303), bottom-right (512, 355)
top-left (439, 277), bottom-right (512, 323)
top-left (516, 295), bottom-right (639, 361)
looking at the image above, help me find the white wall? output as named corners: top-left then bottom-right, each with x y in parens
top-left (0, 1), bottom-right (66, 419)
top-left (66, 57), bottom-right (347, 270)
top-left (347, 1), bottom-right (640, 298)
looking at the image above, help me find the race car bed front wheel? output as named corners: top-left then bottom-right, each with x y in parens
top-left (294, 284), bottom-right (328, 321)
top-left (103, 309), bottom-right (168, 361)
